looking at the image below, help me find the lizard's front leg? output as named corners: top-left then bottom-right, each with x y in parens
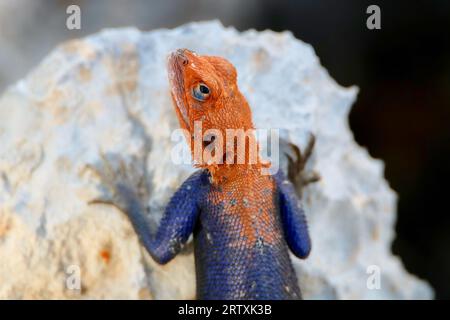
top-left (278, 134), bottom-right (318, 259)
top-left (87, 155), bottom-right (204, 264)
top-left (287, 134), bottom-right (320, 195)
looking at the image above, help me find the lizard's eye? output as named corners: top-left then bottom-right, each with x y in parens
top-left (192, 83), bottom-right (210, 101)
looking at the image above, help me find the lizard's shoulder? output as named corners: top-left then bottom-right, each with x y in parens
top-left (181, 169), bottom-right (212, 190)
top-left (168, 169), bottom-right (211, 206)
top-left (271, 170), bottom-right (289, 186)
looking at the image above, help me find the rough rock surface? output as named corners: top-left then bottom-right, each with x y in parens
top-left (0, 21), bottom-right (432, 299)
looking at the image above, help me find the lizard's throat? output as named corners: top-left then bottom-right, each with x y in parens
top-left (190, 138), bottom-right (269, 184)
top-left (168, 59), bottom-right (190, 131)
top-left (207, 162), bottom-right (267, 185)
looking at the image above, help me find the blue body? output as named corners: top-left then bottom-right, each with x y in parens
top-left (121, 169), bottom-right (311, 300)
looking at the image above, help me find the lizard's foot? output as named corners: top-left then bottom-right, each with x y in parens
top-left (287, 133), bottom-right (320, 195)
top-left (86, 153), bottom-right (149, 213)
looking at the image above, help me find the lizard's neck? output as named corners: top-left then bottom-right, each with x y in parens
top-left (207, 164), bottom-right (260, 185)
top-left (194, 120), bottom-right (270, 184)
top-left (205, 155), bottom-right (270, 185)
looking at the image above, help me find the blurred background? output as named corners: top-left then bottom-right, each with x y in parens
top-left (0, 0), bottom-right (448, 298)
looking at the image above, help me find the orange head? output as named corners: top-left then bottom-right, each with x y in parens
top-left (167, 49), bottom-right (265, 183)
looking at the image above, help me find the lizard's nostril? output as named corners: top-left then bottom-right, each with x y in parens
top-left (177, 54), bottom-right (188, 66)
top-left (176, 49), bottom-right (189, 66)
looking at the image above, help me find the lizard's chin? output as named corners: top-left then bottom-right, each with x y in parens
top-left (167, 51), bottom-right (190, 131)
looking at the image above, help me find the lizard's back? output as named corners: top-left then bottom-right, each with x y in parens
top-left (96, 49), bottom-right (311, 300)
top-left (194, 170), bottom-right (301, 300)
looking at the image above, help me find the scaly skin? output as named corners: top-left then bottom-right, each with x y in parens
top-left (91, 49), bottom-right (312, 300)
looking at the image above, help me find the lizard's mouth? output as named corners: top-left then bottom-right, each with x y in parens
top-left (167, 49), bottom-right (191, 131)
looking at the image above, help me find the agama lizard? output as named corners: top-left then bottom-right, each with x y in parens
top-left (91, 49), bottom-right (314, 300)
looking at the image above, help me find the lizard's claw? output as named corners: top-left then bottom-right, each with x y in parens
top-left (287, 133), bottom-right (321, 195)
top-left (85, 153), bottom-right (149, 213)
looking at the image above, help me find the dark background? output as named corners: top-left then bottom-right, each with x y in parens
top-left (1, 0), bottom-right (448, 298)
top-left (245, 0), bottom-right (450, 298)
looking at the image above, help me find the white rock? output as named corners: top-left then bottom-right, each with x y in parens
top-left (0, 21), bottom-right (432, 299)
